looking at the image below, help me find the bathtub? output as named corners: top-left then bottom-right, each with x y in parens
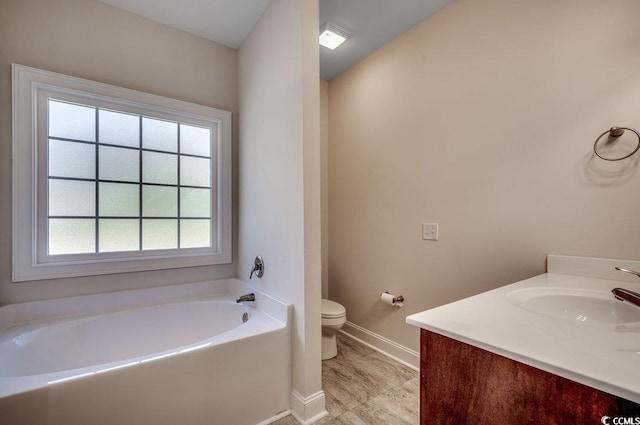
top-left (0, 279), bottom-right (292, 425)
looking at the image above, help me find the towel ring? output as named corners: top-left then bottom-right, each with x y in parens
top-left (593, 126), bottom-right (640, 161)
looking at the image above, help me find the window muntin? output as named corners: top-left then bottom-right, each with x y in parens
top-left (12, 64), bottom-right (232, 281)
top-left (46, 99), bottom-right (214, 257)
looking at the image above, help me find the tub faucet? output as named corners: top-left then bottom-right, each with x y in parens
top-left (613, 267), bottom-right (640, 308)
top-left (236, 293), bottom-right (255, 303)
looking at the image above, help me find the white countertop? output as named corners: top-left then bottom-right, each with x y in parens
top-left (406, 255), bottom-right (640, 404)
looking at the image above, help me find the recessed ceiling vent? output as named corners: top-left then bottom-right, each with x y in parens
top-left (319, 22), bottom-right (351, 50)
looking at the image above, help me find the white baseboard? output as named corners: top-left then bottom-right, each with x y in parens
top-left (256, 410), bottom-right (291, 425)
top-left (341, 321), bottom-right (419, 371)
top-left (290, 390), bottom-right (329, 425)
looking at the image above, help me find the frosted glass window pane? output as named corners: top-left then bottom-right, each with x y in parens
top-left (180, 220), bottom-right (210, 248)
top-left (143, 185), bottom-right (177, 217)
top-left (49, 100), bottom-right (95, 142)
top-left (142, 151), bottom-right (177, 185)
top-left (48, 139), bottom-right (96, 179)
top-left (142, 117), bottom-right (177, 152)
top-left (99, 146), bottom-right (139, 182)
top-left (49, 219), bottom-right (95, 255)
top-left (99, 183), bottom-right (139, 217)
top-left (180, 188), bottom-right (210, 218)
top-left (142, 219), bottom-right (177, 250)
top-left (99, 109), bottom-right (139, 147)
top-left (181, 124), bottom-right (211, 157)
top-left (49, 179), bottom-right (95, 216)
top-left (99, 219), bottom-right (139, 252)
top-left (180, 156), bottom-right (210, 187)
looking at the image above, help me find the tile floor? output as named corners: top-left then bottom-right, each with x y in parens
top-left (271, 332), bottom-right (419, 425)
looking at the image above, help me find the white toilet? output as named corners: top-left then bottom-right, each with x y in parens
top-left (321, 299), bottom-right (347, 360)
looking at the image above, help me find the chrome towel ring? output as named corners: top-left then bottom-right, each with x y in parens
top-left (593, 126), bottom-right (640, 161)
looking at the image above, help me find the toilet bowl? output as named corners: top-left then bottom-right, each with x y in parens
top-left (321, 299), bottom-right (346, 360)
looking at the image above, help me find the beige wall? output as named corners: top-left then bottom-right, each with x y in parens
top-left (0, 0), bottom-right (238, 304)
top-left (238, 0), bottom-right (323, 416)
top-left (328, 0), bottom-right (640, 352)
top-left (321, 79), bottom-right (329, 299)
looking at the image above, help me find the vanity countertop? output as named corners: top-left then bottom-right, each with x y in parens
top-left (406, 255), bottom-right (640, 404)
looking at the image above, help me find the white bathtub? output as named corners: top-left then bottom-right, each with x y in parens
top-left (0, 279), bottom-right (292, 425)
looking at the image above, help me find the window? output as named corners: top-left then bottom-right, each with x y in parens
top-left (12, 65), bottom-right (232, 281)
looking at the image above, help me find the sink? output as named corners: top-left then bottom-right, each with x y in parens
top-left (506, 287), bottom-right (640, 325)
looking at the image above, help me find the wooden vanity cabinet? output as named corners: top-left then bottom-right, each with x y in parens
top-left (420, 329), bottom-right (640, 425)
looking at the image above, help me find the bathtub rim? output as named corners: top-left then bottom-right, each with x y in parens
top-left (0, 278), bottom-right (289, 331)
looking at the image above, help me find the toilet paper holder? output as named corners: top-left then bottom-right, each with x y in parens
top-left (381, 291), bottom-right (405, 306)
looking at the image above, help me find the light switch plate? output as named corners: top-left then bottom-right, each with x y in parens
top-left (422, 223), bottom-right (438, 241)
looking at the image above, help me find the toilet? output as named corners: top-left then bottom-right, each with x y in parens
top-left (321, 299), bottom-right (347, 360)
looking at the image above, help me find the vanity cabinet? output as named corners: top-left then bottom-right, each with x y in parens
top-left (420, 329), bottom-right (640, 425)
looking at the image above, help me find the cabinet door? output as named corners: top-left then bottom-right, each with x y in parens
top-left (420, 329), bottom-right (640, 425)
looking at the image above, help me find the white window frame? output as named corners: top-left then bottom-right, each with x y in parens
top-left (12, 64), bottom-right (232, 281)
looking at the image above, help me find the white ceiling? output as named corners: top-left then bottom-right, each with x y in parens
top-left (100, 0), bottom-right (271, 49)
top-left (319, 0), bottom-right (453, 80)
top-left (100, 0), bottom-right (454, 81)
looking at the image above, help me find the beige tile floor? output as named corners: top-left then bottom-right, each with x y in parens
top-left (272, 332), bottom-right (419, 425)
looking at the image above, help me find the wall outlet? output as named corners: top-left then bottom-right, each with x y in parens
top-left (422, 223), bottom-right (438, 241)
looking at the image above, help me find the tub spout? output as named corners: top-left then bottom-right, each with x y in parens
top-left (236, 293), bottom-right (255, 303)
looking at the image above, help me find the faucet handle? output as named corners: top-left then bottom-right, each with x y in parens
top-left (250, 256), bottom-right (264, 279)
top-left (615, 267), bottom-right (640, 279)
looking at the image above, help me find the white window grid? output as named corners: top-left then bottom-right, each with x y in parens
top-left (12, 64), bottom-right (232, 281)
top-left (46, 98), bottom-right (214, 255)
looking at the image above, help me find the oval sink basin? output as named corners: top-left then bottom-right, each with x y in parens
top-left (506, 287), bottom-right (640, 325)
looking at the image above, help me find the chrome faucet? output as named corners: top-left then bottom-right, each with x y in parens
top-left (612, 288), bottom-right (640, 308)
top-left (250, 256), bottom-right (264, 279)
top-left (613, 267), bottom-right (640, 308)
top-left (236, 293), bottom-right (255, 303)
top-left (616, 267), bottom-right (640, 279)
